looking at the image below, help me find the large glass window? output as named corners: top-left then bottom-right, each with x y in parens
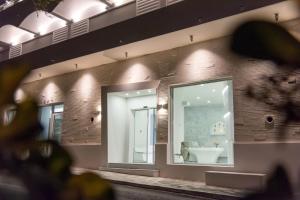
top-left (3, 104), bottom-right (64, 143)
top-left (171, 79), bottom-right (234, 165)
top-left (38, 104), bottom-right (64, 143)
top-left (107, 89), bottom-right (157, 164)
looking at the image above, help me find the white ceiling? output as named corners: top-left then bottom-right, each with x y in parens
top-left (23, 1), bottom-right (300, 83)
top-left (109, 89), bottom-right (156, 98)
top-left (0, 25), bottom-right (34, 45)
top-left (173, 80), bottom-right (230, 106)
top-left (23, 51), bottom-right (116, 82)
top-left (53, 0), bottom-right (107, 22)
top-left (20, 11), bottom-right (66, 35)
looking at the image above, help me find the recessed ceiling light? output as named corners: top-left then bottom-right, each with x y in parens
top-left (212, 89), bottom-right (216, 93)
top-left (196, 96), bottom-right (201, 100)
top-left (148, 89), bottom-right (152, 93)
top-left (136, 91), bottom-right (140, 95)
top-left (200, 84), bottom-right (204, 87)
top-left (207, 100), bottom-right (211, 104)
top-left (125, 93), bottom-right (129, 96)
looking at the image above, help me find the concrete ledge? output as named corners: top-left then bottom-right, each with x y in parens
top-left (205, 171), bottom-right (266, 190)
top-left (100, 167), bottom-right (160, 177)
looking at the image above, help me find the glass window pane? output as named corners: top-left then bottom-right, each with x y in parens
top-left (52, 113), bottom-right (63, 143)
top-left (39, 106), bottom-right (52, 140)
top-left (171, 80), bottom-right (234, 165)
top-left (54, 104), bottom-right (64, 113)
top-left (107, 89), bottom-right (157, 164)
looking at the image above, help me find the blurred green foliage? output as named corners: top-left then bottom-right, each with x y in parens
top-left (0, 63), bottom-right (114, 199)
top-left (230, 1), bottom-right (300, 199)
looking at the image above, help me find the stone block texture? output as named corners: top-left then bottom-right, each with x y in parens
top-left (21, 36), bottom-right (300, 145)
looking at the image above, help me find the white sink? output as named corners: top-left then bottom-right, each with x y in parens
top-left (188, 147), bottom-right (224, 164)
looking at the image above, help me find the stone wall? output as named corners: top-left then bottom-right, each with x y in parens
top-left (21, 36), bottom-right (300, 146)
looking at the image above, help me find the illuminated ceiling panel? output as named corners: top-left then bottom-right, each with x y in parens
top-left (20, 11), bottom-right (67, 35)
top-left (53, 0), bottom-right (107, 22)
top-left (0, 24), bottom-right (34, 45)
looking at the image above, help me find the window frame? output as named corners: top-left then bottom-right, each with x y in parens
top-left (168, 77), bottom-right (235, 167)
top-left (38, 102), bottom-right (64, 142)
top-left (101, 80), bottom-right (160, 167)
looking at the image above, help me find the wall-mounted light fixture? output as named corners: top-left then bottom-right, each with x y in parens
top-left (158, 103), bottom-right (168, 110)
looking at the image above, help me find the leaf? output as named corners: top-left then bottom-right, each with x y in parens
top-left (231, 20), bottom-right (300, 67)
top-left (14, 140), bottom-right (73, 182)
top-left (65, 172), bottom-right (115, 200)
top-left (0, 98), bottom-right (42, 144)
top-left (242, 165), bottom-right (293, 200)
top-left (45, 141), bottom-right (73, 181)
top-left (0, 63), bottom-right (31, 105)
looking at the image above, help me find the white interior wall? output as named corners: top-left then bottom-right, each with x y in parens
top-left (108, 94), bottom-right (156, 164)
top-left (107, 95), bottom-right (129, 163)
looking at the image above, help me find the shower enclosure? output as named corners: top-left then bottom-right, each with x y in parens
top-left (107, 89), bottom-right (157, 165)
top-left (133, 108), bottom-right (156, 164)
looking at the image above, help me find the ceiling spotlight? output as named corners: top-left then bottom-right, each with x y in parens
top-left (125, 93), bottom-right (129, 96)
top-left (212, 89), bottom-right (216, 93)
top-left (207, 100), bottom-right (211, 104)
top-left (148, 89), bottom-right (152, 93)
top-left (196, 96), bottom-right (201, 100)
top-left (136, 91), bottom-right (140, 95)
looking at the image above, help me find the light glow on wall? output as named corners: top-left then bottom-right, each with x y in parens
top-left (14, 88), bottom-right (26, 103)
top-left (77, 73), bottom-right (96, 100)
top-left (96, 104), bottom-right (102, 122)
top-left (181, 49), bottom-right (222, 80)
top-left (41, 82), bottom-right (60, 104)
top-left (120, 63), bottom-right (153, 83)
top-left (158, 97), bottom-right (168, 115)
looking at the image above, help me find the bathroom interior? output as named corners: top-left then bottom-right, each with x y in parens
top-left (172, 80), bottom-right (234, 165)
top-left (107, 89), bottom-right (157, 164)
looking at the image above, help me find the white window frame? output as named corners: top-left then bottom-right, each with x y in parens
top-left (168, 77), bottom-right (235, 167)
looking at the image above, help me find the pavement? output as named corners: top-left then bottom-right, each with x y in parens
top-left (73, 168), bottom-right (248, 200)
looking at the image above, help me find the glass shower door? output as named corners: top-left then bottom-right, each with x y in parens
top-left (133, 110), bottom-right (149, 163)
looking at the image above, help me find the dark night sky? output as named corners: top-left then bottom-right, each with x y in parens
top-left (0, 0), bottom-right (6, 5)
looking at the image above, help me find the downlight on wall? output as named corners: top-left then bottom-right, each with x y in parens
top-left (94, 105), bottom-right (102, 122)
top-left (14, 89), bottom-right (26, 103)
top-left (158, 97), bottom-right (168, 114)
